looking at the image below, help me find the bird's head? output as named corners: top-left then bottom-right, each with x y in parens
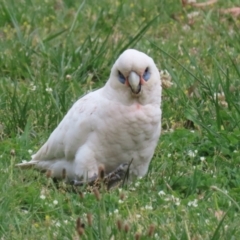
top-left (106, 49), bottom-right (161, 105)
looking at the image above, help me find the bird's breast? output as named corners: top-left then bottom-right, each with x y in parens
top-left (90, 102), bottom-right (161, 171)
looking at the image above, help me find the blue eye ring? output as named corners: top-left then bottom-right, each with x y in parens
top-left (143, 67), bottom-right (151, 81)
top-left (118, 70), bottom-right (126, 84)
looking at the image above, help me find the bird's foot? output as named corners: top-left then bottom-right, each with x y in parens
top-left (104, 163), bottom-right (130, 189)
top-left (71, 162), bottom-right (130, 190)
top-left (70, 174), bottom-right (98, 186)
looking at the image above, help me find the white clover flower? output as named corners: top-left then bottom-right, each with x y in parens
top-left (188, 199), bottom-right (198, 207)
top-left (129, 187), bottom-right (136, 191)
top-left (46, 87), bottom-right (53, 93)
top-left (158, 190), bottom-right (166, 197)
top-left (169, 195), bottom-right (175, 201)
top-left (188, 150), bottom-right (196, 157)
top-left (21, 209), bottom-right (29, 214)
top-left (192, 199), bottom-right (198, 207)
top-left (28, 149), bottom-right (33, 154)
top-left (114, 209), bottom-right (119, 214)
top-left (200, 156), bottom-right (205, 161)
top-left (182, 25), bottom-right (191, 31)
top-left (53, 200), bottom-right (58, 205)
top-left (135, 181), bottom-right (140, 187)
top-left (66, 74), bottom-right (72, 80)
top-left (187, 11), bottom-right (199, 19)
top-left (175, 198), bottom-right (181, 206)
top-left (167, 153), bottom-right (171, 158)
top-left (40, 195), bottom-right (46, 200)
top-left (190, 66), bottom-right (196, 70)
top-left (30, 83), bottom-right (36, 91)
top-left (145, 205), bottom-right (153, 210)
top-left (55, 221), bottom-right (61, 227)
top-left (164, 197), bottom-right (171, 201)
top-left (164, 195), bottom-right (181, 206)
top-left (118, 200), bottom-right (124, 204)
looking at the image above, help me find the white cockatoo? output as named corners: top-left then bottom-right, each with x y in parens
top-left (16, 49), bottom-right (162, 185)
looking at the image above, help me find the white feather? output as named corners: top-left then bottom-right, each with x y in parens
top-left (16, 49), bottom-right (162, 181)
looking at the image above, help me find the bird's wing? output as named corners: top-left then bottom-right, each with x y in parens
top-left (17, 90), bottom-right (101, 167)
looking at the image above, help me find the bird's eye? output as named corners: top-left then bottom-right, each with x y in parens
top-left (143, 67), bottom-right (151, 81)
top-left (118, 71), bottom-right (126, 84)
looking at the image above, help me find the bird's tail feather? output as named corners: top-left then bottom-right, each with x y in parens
top-left (15, 160), bottom-right (38, 169)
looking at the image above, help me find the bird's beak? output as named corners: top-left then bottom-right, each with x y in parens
top-left (128, 71), bottom-right (141, 94)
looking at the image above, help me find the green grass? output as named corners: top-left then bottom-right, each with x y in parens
top-left (1, 0), bottom-right (240, 239)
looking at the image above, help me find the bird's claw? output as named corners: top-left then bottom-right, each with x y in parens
top-left (105, 162), bottom-right (131, 189)
top-left (70, 162), bottom-right (131, 189)
top-left (70, 173), bottom-right (98, 186)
